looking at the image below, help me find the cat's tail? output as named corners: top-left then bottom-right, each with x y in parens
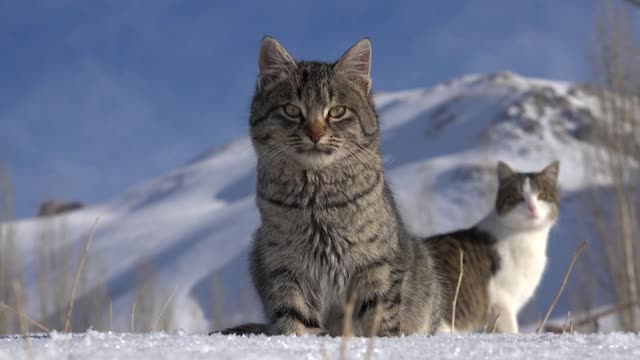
top-left (209, 323), bottom-right (270, 336)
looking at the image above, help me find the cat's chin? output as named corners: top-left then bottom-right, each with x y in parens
top-left (501, 212), bottom-right (556, 231)
top-left (292, 151), bottom-right (338, 169)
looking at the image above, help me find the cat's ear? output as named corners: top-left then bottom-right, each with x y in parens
top-left (335, 38), bottom-right (372, 94)
top-left (497, 161), bottom-right (515, 182)
top-left (541, 160), bottom-right (560, 182)
top-left (258, 36), bottom-right (296, 90)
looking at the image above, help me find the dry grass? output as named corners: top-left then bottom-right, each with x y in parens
top-left (451, 248), bottom-right (464, 332)
top-left (0, 212), bottom-right (179, 335)
top-left (537, 242), bottom-right (587, 333)
top-left (0, 165), bottom-right (20, 334)
top-left (151, 286), bottom-right (177, 332)
top-left (130, 301), bottom-right (137, 333)
top-left (64, 218), bottom-right (99, 332)
top-left (338, 294), bottom-right (356, 360)
top-left (210, 271), bottom-right (227, 331)
top-left (0, 302), bottom-right (50, 333)
top-left (486, 314), bottom-right (500, 334)
top-left (319, 341), bottom-right (330, 360)
top-left (364, 303), bottom-right (383, 360)
top-left (12, 281), bottom-right (33, 360)
top-left (109, 301), bottom-right (113, 332)
top-left (131, 260), bottom-right (177, 333)
top-left (0, 224), bottom-right (20, 333)
top-left (582, 0), bottom-right (640, 331)
top-left (543, 301), bottom-right (638, 333)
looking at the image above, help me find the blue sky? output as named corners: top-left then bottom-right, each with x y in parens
top-left (1, 0), bottom-right (594, 217)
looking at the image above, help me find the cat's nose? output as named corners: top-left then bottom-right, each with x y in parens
top-left (528, 203), bottom-right (537, 217)
top-left (304, 119), bottom-right (327, 143)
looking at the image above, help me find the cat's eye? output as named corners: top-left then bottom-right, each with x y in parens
top-left (283, 104), bottom-right (302, 118)
top-left (328, 105), bottom-right (346, 119)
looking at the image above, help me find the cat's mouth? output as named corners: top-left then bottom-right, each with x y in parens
top-left (292, 145), bottom-right (338, 168)
top-left (297, 145), bottom-right (335, 155)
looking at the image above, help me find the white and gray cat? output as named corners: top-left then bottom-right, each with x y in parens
top-left (429, 160), bottom-right (560, 333)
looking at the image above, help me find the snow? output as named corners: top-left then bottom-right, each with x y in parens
top-left (2, 71), bottom-right (631, 334)
top-left (1, 332), bottom-right (640, 360)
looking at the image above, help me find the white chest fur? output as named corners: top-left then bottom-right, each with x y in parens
top-left (489, 227), bottom-right (550, 310)
top-left (478, 213), bottom-right (553, 332)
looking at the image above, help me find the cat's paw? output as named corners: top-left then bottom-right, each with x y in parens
top-left (209, 323), bottom-right (269, 336)
top-left (304, 328), bottom-right (329, 337)
top-left (273, 320), bottom-right (327, 337)
top-left (375, 327), bottom-right (404, 337)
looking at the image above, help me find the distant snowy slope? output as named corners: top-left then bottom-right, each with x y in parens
top-left (6, 72), bottom-right (619, 333)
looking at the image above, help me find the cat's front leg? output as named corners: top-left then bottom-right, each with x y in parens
top-left (271, 315), bottom-right (327, 336)
top-left (266, 275), bottom-right (325, 336)
top-left (349, 264), bottom-right (403, 337)
top-left (489, 303), bottom-right (518, 333)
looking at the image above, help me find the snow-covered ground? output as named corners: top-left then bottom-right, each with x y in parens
top-left (1, 332), bottom-right (640, 360)
top-left (3, 71), bottom-right (628, 333)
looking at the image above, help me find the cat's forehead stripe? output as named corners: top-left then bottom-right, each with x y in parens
top-left (522, 177), bottom-right (531, 194)
top-left (521, 176), bottom-right (541, 195)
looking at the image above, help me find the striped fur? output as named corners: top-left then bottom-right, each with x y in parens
top-left (216, 37), bottom-right (444, 337)
top-left (429, 228), bottom-right (499, 332)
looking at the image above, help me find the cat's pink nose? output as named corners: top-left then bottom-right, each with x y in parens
top-left (304, 119), bottom-right (327, 143)
top-left (528, 204), bottom-right (537, 217)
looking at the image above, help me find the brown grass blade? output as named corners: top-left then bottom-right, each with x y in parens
top-left (131, 300), bottom-right (137, 333)
top-left (151, 286), bottom-right (177, 332)
top-left (537, 241), bottom-right (587, 333)
top-left (12, 281), bottom-right (33, 360)
top-left (0, 302), bottom-right (50, 333)
top-left (339, 294), bottom-right (356, 360)
top-left (64, 218), bottom-right (99, 332)
top-left (451, 248), bottom-right (464, 332)
top-left (364, 303), bottom-right (383, 360)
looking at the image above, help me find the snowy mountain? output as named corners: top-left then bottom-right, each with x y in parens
top-left (5, 72), bottom-right (618, 333)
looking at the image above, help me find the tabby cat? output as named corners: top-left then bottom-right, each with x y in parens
top-left (429, 160), bottom-right (560, 333)
top-left (214, 37), bottom-right (444, 336)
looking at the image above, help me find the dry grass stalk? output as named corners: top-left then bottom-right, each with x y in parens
top-left (0, 170), bottom-right (20, 335)
top-left (364, 303), bottom-right (383, 360)
top-left (131, 301), bottom-right (137, 333)
top-left (537, 242), bottom-right (587, 333)
top-left (151, 286), bottom-right (177, 332)
top-left (488, 314), bottom-right (500, 334)
top-left (12, 281), bottom-right (33, 360)
top-left (451, 248), bottom-right (464, 332)
top-left (562, 312), bottom-right (572, 334)
top-left (0, 302), bottom-right (50, 332)
top-left (543, 301), bottom-right (638, 333)
top-left (587, 0), bottom-right (640, 331)
top-left (63, 218), bottom-right (99, 332)
top-left (569, 313), bottom-right (573, 335)
top-left (569, 316), bottom-right (574, 335)
top-left (574, 301), bottom-right (638, 328)
top-left (339, 294), bottom-right (356, 360)
top-left (210, 271), bottom-right (226, 330)
top-left (319, 342), bottom-right (329, 360)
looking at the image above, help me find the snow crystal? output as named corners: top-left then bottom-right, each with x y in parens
top-left (0, 332), bottom-right (639, 360)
